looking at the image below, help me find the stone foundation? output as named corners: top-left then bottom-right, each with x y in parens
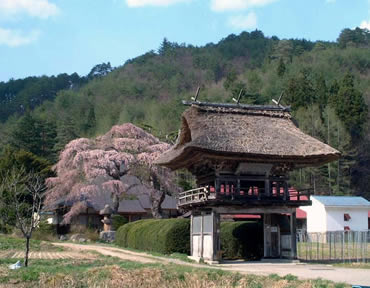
top-left (99, 231), bottom-right (116, 242)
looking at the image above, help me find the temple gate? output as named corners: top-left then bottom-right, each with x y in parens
top-left (155, 100), bottom-right (340, 262)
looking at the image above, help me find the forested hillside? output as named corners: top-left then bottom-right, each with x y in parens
top-left (1, 27), bottom-right (370, 199)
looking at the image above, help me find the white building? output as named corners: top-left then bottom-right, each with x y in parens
top-left (300, 196), bottom-right (370, 232)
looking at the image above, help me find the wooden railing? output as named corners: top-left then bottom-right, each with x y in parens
top-left (288, 188), bottom-right (312, 201)
top-left (178, 186), bottom-right (212, 206)
top-left (177, 185), bottom-right (312, 207)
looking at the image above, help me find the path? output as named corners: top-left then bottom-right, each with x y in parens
top-left (53, 242), bottom-right (370, 286)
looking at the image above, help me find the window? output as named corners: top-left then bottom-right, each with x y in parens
top-left (344, 213), bottom-right (351, 221)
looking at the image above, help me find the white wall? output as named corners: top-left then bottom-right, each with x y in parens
top-left (301, 198), bottom-right (327, 232)
top-left (301, 199), bottom-right (369, 232)
top-left (326, 208), bottom-right (368, 231)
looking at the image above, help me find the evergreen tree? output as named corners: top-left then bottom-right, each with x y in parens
top-left (36, 118), bottom-right (57, 161)
top-left (54, 116), bottom-right (80, 154)
top-left (334, 74), bottom-right (368, 137)
top-left (314, 75), bottom-right (328, 106)
top-left (277, 58), bottom-right (286, 77)
top-left (285, 69), bottom-right (315, 109)
top-left (10, 113), bottom-right (40, 155)
top-left (223, 70), bottom-right (237, 91)
top-left (83, 105), bottom-right (97, 135)
top-left (87, 62), bottom-right (113, 79)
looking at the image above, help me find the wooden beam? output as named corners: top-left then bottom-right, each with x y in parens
top-left (264, 214), bottom-right (271, 257)
top-left (212, 206), bottom-right (294, 214)
top-left (190, 212), bottom-right (193, 257)
top-left (290, 212), bottom-right (297, 259)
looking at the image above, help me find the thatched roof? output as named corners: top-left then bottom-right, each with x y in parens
top-left (155, 104), bottom-right (340, 170)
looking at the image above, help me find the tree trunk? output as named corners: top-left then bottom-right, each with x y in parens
top-left (24, 236), bottom-right (30, 267)
top-left (112, 193), bottom-right (119, 214)
top-left (150, 189), bottom-right (165, 219)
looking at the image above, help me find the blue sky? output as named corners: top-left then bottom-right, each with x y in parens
top-left (0, 0), bottom-right (369, 82)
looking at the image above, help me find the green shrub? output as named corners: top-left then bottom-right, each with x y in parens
top-left (116, 219), bottom-right (263, 260)
top-left (32, 221), bottom-right (57, 241)
top-left (0, 223), bottom-right (13, 234)
top-left (116, 219), bottom-right (190, 254)
top-left (111, 215), bottom-right (128, 231)
top-left (220, 221), bottom-right (263, 260)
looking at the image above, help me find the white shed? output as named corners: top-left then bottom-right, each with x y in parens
top-left (300, 196), bottom-right (370, 232)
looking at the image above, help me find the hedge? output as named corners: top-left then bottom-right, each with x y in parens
top-left (221, 221), bottom-right (263, 260)
top-left (116, 219), bottom-right (263, 259)
top-left (111, 215), bottom-right (128, 231)
top-left (116, 218), bottom-right (190, 254)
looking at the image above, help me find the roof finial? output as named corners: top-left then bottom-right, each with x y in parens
top-left (232, 89), bottom-right (243, 105)
top-left (272, 91), bottom-right (285, 108)
top-left (191, 86), bottom-right (200, 102)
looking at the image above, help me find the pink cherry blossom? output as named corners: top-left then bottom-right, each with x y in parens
top-left (45, 123), bottom-right (180, 223)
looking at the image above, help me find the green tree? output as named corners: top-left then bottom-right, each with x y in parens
top-left (87, 62), bottom-right (113, 79)
top-left (277, 58), bottom-right (286, 77)
top-left (285, 69), bottom-right (315, 109)
top-left (83, 105), bottom-right (97, 135)
top-left (314, 74), bottom-right (328, 106)
top-left (334, 74), bottom-right (368, 137)
top-left (10, 113), bottom-right (40, 155)
top-left (223, 69), bottom-right (237, 91)
top-left (10, 113), bottom-right (57, 160)
top-left (54, 116), bottom-right (80, 153)
top-left (0, 147), bottom-right (52, 232)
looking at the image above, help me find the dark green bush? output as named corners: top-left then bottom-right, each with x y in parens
top-left (116, 218), bottom-right (190, 254)
top-left (220, 221), bottom-right (263, 260)
top-left (111, 215), bottom-right (128, 231)
top-left (0, 223), bottom-right (13, 234)
top-left (32, 221), bottom-right (57, 241)
top-left (116, 219), bottom-right (263, 259)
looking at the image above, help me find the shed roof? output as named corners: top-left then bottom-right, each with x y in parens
top-left (49, 191), bottom-right (177, 214)
top-left (118, 200), bottom-right (147, 214)
top-left (312, 196), bottom-right (370, 208)
top-left (155, 105), bottom-right (340, 170)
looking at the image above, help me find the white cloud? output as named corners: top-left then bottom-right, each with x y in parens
top-left (0, 0), bottom-right (59, 19)
top-left (211, 0), bottom-right (277, 12)
top-left (360, 20), bottom-right (370, 30)
top-left (228, 12), bottom-right (257, 29)
top-left (0, 27), bottom-right (40, 47)
top-left (126, 0), bottom-right (188, 7)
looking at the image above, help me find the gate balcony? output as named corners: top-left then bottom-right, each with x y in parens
top-left (178, 175), bottom-right (311, 208)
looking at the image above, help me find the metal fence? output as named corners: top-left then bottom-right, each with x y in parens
top-left (297, 230), bottom-right (370, 262)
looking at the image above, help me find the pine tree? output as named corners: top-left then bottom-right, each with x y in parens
top-left (314, 75), bottom-right (328, 108)
top-left (10, 112), bottom-right (40, 155)
top-left (277, 58), bottom-right (286, 77)
top-left (54, 116), bottom-right (79, 153)
top-left (83, 105), bottom-right (96, 135)
top-left (334, 74), bottom-right (368, 137)
top-left (36, 118), bottom-right (57, 161)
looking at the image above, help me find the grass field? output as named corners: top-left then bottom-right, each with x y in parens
top-left (0, 235), bottom-right (351, 288)
top-left (0, 235), bottom-right (62, 252)
top-left (0, 256), bottom-right (350, 288)
top-left (297, 242), bottom-right (370, 262)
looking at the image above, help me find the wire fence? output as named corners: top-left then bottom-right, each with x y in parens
top-left (297, 230), bottom-right (370, 263)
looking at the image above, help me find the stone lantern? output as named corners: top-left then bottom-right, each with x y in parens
top-left (99, 205), bottom-right (115, 242)
top-left (100, 204), bottom-right (113, 232)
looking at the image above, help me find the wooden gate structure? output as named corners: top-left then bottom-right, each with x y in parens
top-left (155, 100), bottom-right (340, 262)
